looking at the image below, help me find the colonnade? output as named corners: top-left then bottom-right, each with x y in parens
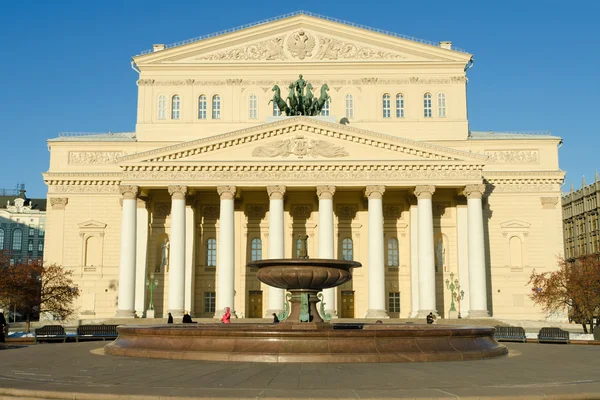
top-left (114, 184), bottom-right (490, 319)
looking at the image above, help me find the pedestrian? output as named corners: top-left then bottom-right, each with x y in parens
top-left (0, 309), bottom-right (6, 343)
top-left (426, 312), bottom-right (435, 325)
top-left (221, 307), bottom-right (231, 324)
top-left (182, 311), bottom-right (193, 323)
top-left (272, 313), bottom-right (280, 323)
top-left (167, 312), bottom-right (173, 324)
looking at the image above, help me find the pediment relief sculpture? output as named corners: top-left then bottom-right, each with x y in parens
top-left (317, 37), bottom-right (404, 60)
top-left (197, 37), bottom-right (286, 61)
top-left (251, 135), bottom-right (349, 158)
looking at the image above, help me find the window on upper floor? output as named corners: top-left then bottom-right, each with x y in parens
top-left (171, 95), bottom-right (181, 120)
top-left (157, 95), bottom-right (166, 120)
top-left (342, 238), bottom-right (354, 261)
top-left (423, 93), bottom-right (432, 118)
top-left (28, 240), bottom-right (33, 252)
top-left (198, 95), bottom-right (207, 119)
top-left (249, 94), bottom-right (258, 119)
top-left (387, 238), bottom-right (399, 267)
top-left (0, 228), bottom-right (4, 250)
top-left (273, 101), bottom-right (281, 116)
top-left (38, 241), bottom-right (44, 253)
top-left (212, 95), bottom-right (221, 119)
top-left (345, 94), bottom-right (354, 119)
top-left (396, 94), bottom-right (405, 118)
top-left (28, 227), bottom-right (34, 237)
top-left (320, 99), bottom-right (330, 116)
top-left (383, 94), bottom-right (391, 118)
top-left (438, 93), bottom-right (446, 117)
top-left (206, 238), bottom-right (216, 266)
top-left (12, 229), bottom-right (22, 251)
top-left (251, 238), bottom-right (262, 261)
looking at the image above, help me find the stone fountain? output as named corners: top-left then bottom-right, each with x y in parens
top-left (105, 255), bottom-right (507, 362)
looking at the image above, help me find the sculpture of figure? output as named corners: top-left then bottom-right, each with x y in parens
top-left (294, 74), bottom-right (307, 115)
top-left (160, 238), bottom-right (169, 269)
top-left (299, 293), bottom-right (310, 322)
top-left (298, 234), bottom-right (309, 259)
top-left (287, 83), bottom-right (298, 115)
top-left (303, 83), bottom-right (314, 116)
top-left (311, 84), bottom-right (330, 115)
top-left (268, 85), bottom-right (290, 116)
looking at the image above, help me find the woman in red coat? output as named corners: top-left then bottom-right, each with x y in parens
top-left (220, 307), bottom-right (231, 324)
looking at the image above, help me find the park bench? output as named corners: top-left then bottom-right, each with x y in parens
top-left (34, 325), bottom-right (66, 344)
top-left (494, 326), bottom-right (527, 342)
top-left (538, 327), bottom-right (570, 344)
top-left (76, 324), bottom-right (119, 342)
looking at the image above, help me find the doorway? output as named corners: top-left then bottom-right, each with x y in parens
top-left (341, 290), bottom-right (355, 318)
top-left (248, 290), bottom-right (263, 318)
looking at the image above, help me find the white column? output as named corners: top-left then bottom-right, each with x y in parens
top-left (464, 184), bottom-right (490, 318)
top-left (415, 185), bottom-right (437, 318)
top-left (167, 185), bottom-right (187, 318)
top-left (265, 186), bottom-right (286, 316)
top-left (134, 198), bottom-right (149, 317)
top-left (184, 198), bottom-right (196, 316)
top-left (409, 201), bottom-right (419, 318)
top-left (456, 199), bottom-right (471, 317)
top-left (116, 186), bottom-right (138, 318)
top-left (365, 185), bottom-right (389, 319)
top-left (216, 186), bottom-right (236, 317)
top-left (317, 185), bottom-right (336, 317)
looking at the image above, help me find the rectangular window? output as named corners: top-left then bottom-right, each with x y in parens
top-left (204, 292), bottom-right (216, 313)
top-left (28, 228), bottom-right (34, 236)
top-left (28, 240), bottom-right (33, 252)
top-left (396, 94), bottom-right (404, 118)
top-left (382, 95), bottom-right (391, 118)
top-left (388, 292), bottom-right (400, 313)
top-left (38, 241), bottom-right (44, 252)
top-left (206, 239), bottom-right (217, 266)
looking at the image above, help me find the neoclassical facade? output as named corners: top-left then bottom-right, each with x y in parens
top-left (43, 13), bottom-right (564, 320)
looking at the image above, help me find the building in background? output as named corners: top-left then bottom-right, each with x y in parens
top-left (0, 184), bottom-right (47, 264)
top-left (562, 174), bottom-right (600, 260)
top-left (43, 13), bottom-right (564, 321)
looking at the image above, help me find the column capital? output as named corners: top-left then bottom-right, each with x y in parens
top-left (365, 185), bottom-right (385, 199)
top-left (168, 185), bottom-right (187, 200)
top-left (50, 197), bottom-right (68, 210)
top-left (414, 185), bottom-right (435, 200)
top-left (120, 185), bottom-right (139, 200)
top-left (316, 185), bottom-right (336, 200)
top-left (217, 186), bottom-right (237, 200)
top-left (267, 185), bottom-right (286, 200)
top-left (463, 184), bottom-right (486, 199)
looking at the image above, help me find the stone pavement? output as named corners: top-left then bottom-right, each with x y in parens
top-left (1, 341), bottom-right (600, 399)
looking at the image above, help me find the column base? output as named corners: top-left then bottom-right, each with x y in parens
top-left (265, 309), bottom-right (284, 318)
top-left (145, 309), bottom-right (155, 319)
top-left (364, 309), bottom-right (390, 319)
top-left (168, 309), bottom-right (185, 319)
top-left (466, 310), bottom-right (491, 319)
top-left (409, 311), bottom-right (419, 318)
top-left (416, 309), bottom-right (439, 319)
top-left (115, 309), bottom-right (137, 318)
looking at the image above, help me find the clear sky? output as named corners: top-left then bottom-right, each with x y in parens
top-left (0, 0), bottom-right (598, 198)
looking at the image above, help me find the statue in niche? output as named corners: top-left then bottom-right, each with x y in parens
top-left (297, 234), bottom-right (309, 259)
top-left (435, 237), bottom-right (445, 273)
top-left (159, 238), bottom-right (169, 272)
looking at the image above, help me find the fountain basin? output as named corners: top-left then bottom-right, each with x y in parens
top-left (104, 323), bottom-right (507, 363)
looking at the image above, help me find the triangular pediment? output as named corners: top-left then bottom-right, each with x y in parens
top-left (120, 117), bottom-right (486, 165)
top-left (77, 220), bottom-right (107, 230)
top-left (134, 14), bottom-right (471, 65)
top-left (500, 220), bottom-right (531, 229)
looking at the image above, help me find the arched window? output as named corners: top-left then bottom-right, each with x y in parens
top-left (198, 95), bottom-right (207, 119)
top-left (249, 94), bottom-right (258, 119)
top-left (0, 228), bottom-right (4, 250)
top-left (212, 95), bottom-right (221, 119)
top-left (387, 238), bottom-right (399, 267)
top-left (171, 95), bottom-right (180, 120)
top-left (206, 238), bottom-right (217, 266)
top-left (273, 102), bottom-right (281, 116)
top-left (382, 94), bottom-right (391, 118)
top-left (320, 99), bottom-right (330, 116)
top-left (12, 229), bottom-right (22, 251)
top-left (342, 238), bottom-right (354, 261)
top-left (251, 238), bottom-right (262, 261)
top-left (396, 93), bottom-right (404, 118)
top-left (423, 93), bottom-right (432, 118)
top-left (437, 93), bottom-right (446, 117)
top-left (345, 94), bottom-right (354, 118)
top-left (157, 95), bottom-right (166, 120)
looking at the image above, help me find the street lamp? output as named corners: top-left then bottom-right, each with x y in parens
top-left (146, 272), bottom-right (159, 311)
top-left (445, 272), bottom-right (465, 318)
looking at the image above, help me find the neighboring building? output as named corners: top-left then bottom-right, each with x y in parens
top-left (0, 186), bottom-right (47, 265)
top-left (562, 175), bottom-right (600, 260)
top-left (43, 12), bottom-right (564, 321)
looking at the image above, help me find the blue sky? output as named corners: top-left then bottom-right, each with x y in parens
top-left (0, 1), bottom-right (598, 198)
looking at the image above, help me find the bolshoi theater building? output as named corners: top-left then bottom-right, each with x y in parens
top-left (43, 12), bottom-right (564, 321)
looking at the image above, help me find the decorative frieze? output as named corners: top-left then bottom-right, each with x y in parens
top-left (49, 185), bottom-right (120, 194)
top-left (251, 136), bottom-right (349, 158)
top-left (137, 79), bottom-right (154, 86)
top-left (317, 37), bottom-right (404, 60)
top-left (68, 151), bottom-right (124, 164)
top-left (50, 197), bottom-right (68, 210)
top-left (484, 150), bottom-right (539, 164)
top-left (491, 184), bottom-right (558, 193)
top-left (198, 37), bottom-right (286, 61)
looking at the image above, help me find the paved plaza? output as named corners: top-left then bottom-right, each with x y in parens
top-left (1, 341), bottom-right (600, 399)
